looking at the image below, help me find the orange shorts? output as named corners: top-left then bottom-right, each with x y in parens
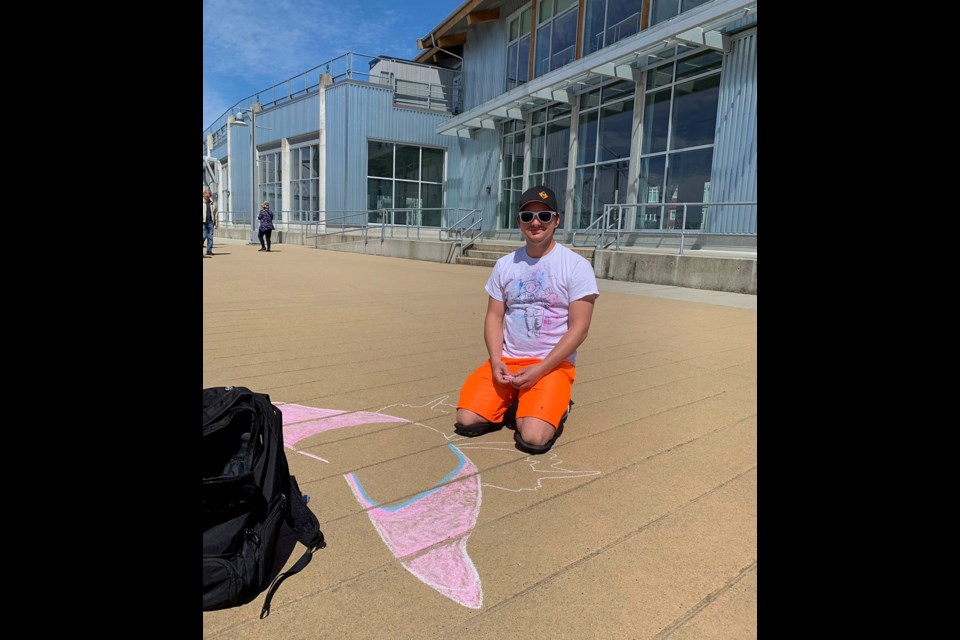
top-left (457, 357), bottom-right (576, 429)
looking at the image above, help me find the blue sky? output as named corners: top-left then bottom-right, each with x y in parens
top-left (203, 0), bottom-right (465, 131)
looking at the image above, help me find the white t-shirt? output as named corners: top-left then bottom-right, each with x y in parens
top-left (485, 243), bottom-right (599, 365)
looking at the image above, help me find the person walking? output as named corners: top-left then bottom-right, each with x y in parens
top-left (453, 185), bottom-right (599, 454)
top-left (203, 188), bottom-right (219, 256)
top-left (258, 202), bottom-right (275, 252)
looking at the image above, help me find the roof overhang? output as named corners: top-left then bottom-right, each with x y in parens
top-left (438, 0), bottom-right (756, 138)
top-left (415, 0), bottom-right (486, 65)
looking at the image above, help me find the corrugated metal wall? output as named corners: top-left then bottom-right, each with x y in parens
top-left (463, 19), bottom-right (508, 110)
top-left (453, 0), bottom-right (527, 226)
top-left (323, 82), bottom-right (456, 219)
top-left (448, 130), bottom-right (501, 230)
top-left (709, 29), bottom-right (757, 233)
top-left (226, 95), bottom-right (320, 218)
top-left (257, 96), bottom-right (320, 142)
top-left (217, 4), bottom-right (757, 235)
top-left (227, 121), bottom-right (254, 218)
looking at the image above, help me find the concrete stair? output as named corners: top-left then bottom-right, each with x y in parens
top-left (456, 242), bottom-right (596, 268)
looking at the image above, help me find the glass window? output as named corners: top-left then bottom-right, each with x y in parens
top-left (499, 121), bottom-right (526, 229)
top-left (637, 155), bottom-right (666, 229)
top-left (421, 148), bottom-right (444, 183)
top-left (369, 178), bottom-right (393, 210)
top-left (670, 74), bottom-right (720, 150)
top-left (529, 104), bottom-right (572, 211)
top-left (641, 89), bottom-right (670, 154)
top-left (291, 143), bottom-right (319, 222)
top-left (366, 141), bottom-right (446, 227)
top-left (598, 98), bottom-right (634, 162)
top-left (650, 0), bottom-right (711, 27)
top-left (573, 166), bottom-right (597, 230)
top-left (664, 147), bottom-right (713, 229)
top-left (368, 141), bottom-right (393, 177)
top-left (534, 0), bottom-right (578, 78)
top-left (676, 50), bottom-right (723, 80)
top-left (421, 183), bottom-right (444, 226)
top-left (583, 0), bottom-right (643, 56)
top-left (635, 50), bottom-right (720, 230)
top-left (506, 7), bottom-right (533, 90)
top-left (395, 145), bottom-right (420, 181)
top-left (259, 150), bottom-right (282, 221)
top-left (576, 109), bottom-right (598, 166)
top-left (531, 123), bottom-right (547, 174)
top-left (575, 78), bottom-right (636, 228)
top-left (646, 65), bottom-right (673, 90)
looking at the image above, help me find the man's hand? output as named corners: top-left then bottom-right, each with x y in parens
top-left (508, 363), bottom-right (546, 390)
top-left (490, 360), bottom-right (513, 385)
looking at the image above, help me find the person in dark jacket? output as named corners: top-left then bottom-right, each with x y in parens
top-left (257, 201), bottom-right (275, 252)
top-left (203, 188), bottom-right (218, 256)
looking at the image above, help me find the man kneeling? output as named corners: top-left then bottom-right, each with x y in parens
top-left (455, 186), bottom-right (599, 454)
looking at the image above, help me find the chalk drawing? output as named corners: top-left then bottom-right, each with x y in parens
top-left (455, 442), bottom-right (601, 493)
top-left (345, 445), bottom-right (483, 609)
top-left (274, 397), bottom-right (599, 609)
top-left (276, 403), bottom-right (408, 459)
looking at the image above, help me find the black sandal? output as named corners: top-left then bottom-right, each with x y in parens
top-left (453, 421), bottom-right (503, 437)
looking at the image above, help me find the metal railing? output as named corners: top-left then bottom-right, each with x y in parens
top-left (443, 209), bottom-right (484, 259)
top-left (218, 203), bottom-right (755, 257)
top-left (572, 202), bottom-right (757, 255)
top-left (203, 52), bottom-right (463, 147)
top-left (238, 208), bottom-right (486, 252)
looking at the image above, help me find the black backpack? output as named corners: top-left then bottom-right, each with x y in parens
top-left (203, 386), bottom-right (326, 618)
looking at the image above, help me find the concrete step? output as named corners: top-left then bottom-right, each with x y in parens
top-left (465, 250), bottom-right (511, 260)
top-left (456, 256), bottom-right (498, 268)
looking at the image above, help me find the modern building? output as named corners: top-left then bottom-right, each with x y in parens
top-left (202, 0), bottom-right (757, 291)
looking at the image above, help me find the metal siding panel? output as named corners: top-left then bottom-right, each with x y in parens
top-left (254, 96), bottom-right (320, 146)
top-left (228, 123), bottom-right (254, 218)
top-left (454, 130), bottom-right (501, 230)
top-left (464, 21), bottom-right (508, 110)
top-left (709, 30), bottom-right (757, 234)
top-left (325, 83), bottom-right (458, 220)
top-left (325, 87), bottom-right (348, 215)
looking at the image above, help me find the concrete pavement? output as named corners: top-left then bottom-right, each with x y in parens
top-left (202, 237), bottom-right (757, 639)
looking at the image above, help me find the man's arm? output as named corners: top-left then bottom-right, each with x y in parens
top-left (483, 296), bottom-right (512, 385)
top-left (510, 294), bottom-right (597, 389)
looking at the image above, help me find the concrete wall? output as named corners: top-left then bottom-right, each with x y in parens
top-left (213, 226), bottom-right (756, 294)
top-left (593, 250), bottom-right (757, 295)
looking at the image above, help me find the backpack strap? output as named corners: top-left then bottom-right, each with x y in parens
top-left (259, 475), bottom-right (326, 618)
top-left (259, 543), bottom-right (321, 618)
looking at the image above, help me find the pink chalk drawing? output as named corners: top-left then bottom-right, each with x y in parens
top-left (274, 399), bottom-right (597, 610)
top-left (276, 402), bottom-right (484, 609)
top-left (277, 403), bottom-right (407, 451)
top-left (345, 445), bottom-right (483, 609)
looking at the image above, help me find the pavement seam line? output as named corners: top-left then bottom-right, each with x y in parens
top-left (653, 560), bottom-right (757, 639)
top-left (448, 465), bottom-right (757, 634)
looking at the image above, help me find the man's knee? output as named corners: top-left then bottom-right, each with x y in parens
top-left (456, 408), bottom-right (486, 425)
top-left (516, 419), bottom-right (555, 445)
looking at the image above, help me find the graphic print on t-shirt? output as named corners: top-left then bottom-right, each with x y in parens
top-left (511, 272), bottom-right (559, 338)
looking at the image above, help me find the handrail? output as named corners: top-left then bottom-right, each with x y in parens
top-left (303, 210), bottom-right (371, 249)
top-left (572, 201), bottom-right (757, 255)
top-left (460, 217), bottom-right (483, 257)
top-left (571, 211), bottom-right (615, 250)
top-left (439, 208), bottom-right (482, 260)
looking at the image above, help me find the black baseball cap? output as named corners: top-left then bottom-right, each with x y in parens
top-left (518, 185), bottom-right (559, 212)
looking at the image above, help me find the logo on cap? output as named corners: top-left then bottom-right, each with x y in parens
top-left (538, 190), bottom-right (548, 200)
